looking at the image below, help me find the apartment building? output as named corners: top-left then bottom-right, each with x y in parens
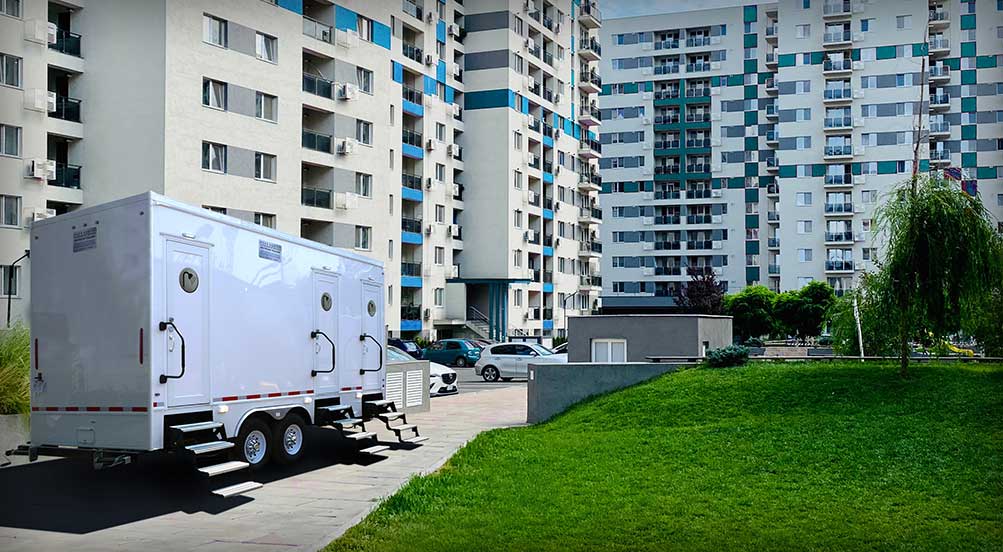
top-left (598, 0), bottom-right (1002, 311)
top-left (0, 0), bottom-right (601, 338)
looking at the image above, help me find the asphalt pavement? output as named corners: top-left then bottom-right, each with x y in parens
top-left (451, 367), bottom-right (526, 395)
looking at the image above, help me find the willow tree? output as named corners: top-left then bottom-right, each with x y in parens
top-left (874, 174), bottom-right (1003, 376)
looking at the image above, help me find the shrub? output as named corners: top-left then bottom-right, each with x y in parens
top-left (817, 336), bottom-right (833, 346)
top-left (704, 345), bottom-right (749, 368)
top-left (552, 336), bottom-right (567, 348)
top-left (0, 324), bottom-right (30, 415)
top-left (743, 337), bottom-right (764, 348)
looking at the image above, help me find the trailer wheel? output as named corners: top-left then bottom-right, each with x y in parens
top-left (272, 413), bottom-right (307, 465)
top-left (235, 418), bottom-right (271, 470)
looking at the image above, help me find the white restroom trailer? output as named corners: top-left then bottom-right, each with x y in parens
top-left (14, 192), bottom-right (426, 497)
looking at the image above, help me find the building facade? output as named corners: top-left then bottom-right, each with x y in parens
top-left (0, 0), bottom-right (602, 339)
top-left (598, 0), bottom-right (1002, 310)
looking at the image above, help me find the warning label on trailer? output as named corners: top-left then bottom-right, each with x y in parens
top-left (259, 240), bottom-right (282, 262)
top-left (73, 227), bottom-right (98, 252)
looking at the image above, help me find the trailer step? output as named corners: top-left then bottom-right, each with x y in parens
top-left (359, 445), bottom-right (390, 455)
top-left (321, 404), bottom-right (353, 414)
top-left (212, 481), bottom-right (263, 498)
top-left (198, 461), bottom-right (249, 477)
top-left (377, 412), bottom-right (405, 422)
top-left (186, 441), bottom-right (234, 455)
top-left (333, 418), bottom-right (364, 428)
top-left (401, 436), bottom-right (429, 444)
top-left (170, 421), bottom-right (224, 433)
top-left (345, 431), bottom-right (377, 440)
top-left (389, 424), bottom-right (417, 433)
top-left (366, 399), bottom-right (395, 407)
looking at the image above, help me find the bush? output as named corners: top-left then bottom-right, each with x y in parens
top-left (552, 336), bottom-right (567, 348)
top-left (817, 336), bottom-right (833, 346)
top-left (743, 337), bottom-right (764, 348)
top-left (704, 345), bottom-right (749, 368)
top-left (0, 324), bottom-right (30, 415)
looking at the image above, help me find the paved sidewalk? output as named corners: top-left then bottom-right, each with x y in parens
top-left (0, 386), bottom-right (526, 552)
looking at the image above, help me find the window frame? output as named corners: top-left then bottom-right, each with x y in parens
top-left (255, 32), bottom-right (277, 63)
top-left (355, 172), bottom-right (373, 197)
top-left (0, 124), bottom-right (21, 157)
top-left (203, 14), bottom-right (228, 48)
top-left (0, 194), bottom-right (21, 227)
top-left (255, 91), bottom-right (277, 122)
top-left (254, 151), bottom-right (276, 182)
top-left (356, 119), bottom-right (373, 145)
top-left (354, 225), bottom-right (372, 250)
top-left (202, 78), bottom-right (228, 111)
top-left (0, 53), bottom-right (22, 88)
top-left (591, 338), bottom-right (627, 363)
top-left (201, 141), bottom-right (227, 173)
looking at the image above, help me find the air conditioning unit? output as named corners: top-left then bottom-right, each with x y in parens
top-left (426, 138), bottom-right (438, 151)
top-left (524, 38), bottom-right (532, 50)
top-left (711, 215), bottom-right (723, 224)
top-left (339, 83), bottom-right (359, 100)
top-left (335, 192), bottom-right (360, 210)
top-left (640, 67), bottom-right (653, 76)
top-left (448, 224), bottom-right (459, 237)
top-left (424, 53), bottom-right (434, 65)
top-left (46, 22), bottom-right (58, 44)
top-left (852, 61), bottom-right (864, 70)
top-left (641, 117), bottom-right (652, 125)
top-left (853, 90), bottom-right (865, 99)
top-left (554, 93), bottom-right (563, 104)
top-left (425, 177), bottom-right (435, 189)
top-left (710, 138), bottom-right (722, 147)
top-left (23, 89), bottom-right (48, 113)
top-left (450, 144), bottom-right (462, 159)
top-left (642, 191), bottom-right (654, 201)
top-left (448, 24), bottom-right (458, 37)
top-left (554, 23), bottom-right (561, 34)
top-left (28, 159), bottom-right (56, 180)
top-left (423, 308), bottom-right (431, 321)
top-left (710, 87), bottom-right (722, 96)
top-left (452, 183), bottom-right (462, 197)
top-left (710, 36), bottom-right (722, 45)
top-left (711, 189), bottom-right (723, 198)
top-left (552, 128), bottom-right (560, 139)
top-left (852, 175), bottom-right (866, 185)
top-left (452, 103), bottom-right (461, 117)
top-left (554, 238), bottom-right (560, 247)
top-left (641, 41), bottom-right (653, 51)
top-left (554, 165), bottom-right (561, 175)
top-left (642, 242), bottom-right (654, 251)
top-left (641, 91), bottom-right (653, 100)
top-left (426, 11), bottom-right (435, 24)
top-left (642, 142), bottom-right (652, 150)
top-left (425, 224), bottom-right (433, 235)
top-left (450, 265), bottom-right (460, 278)
top-left (711, 164), bottom-right (722, 173)
top-left (30, 208), bottom-right (57, 223)
top-left (710, 61), bottom-right (721, 70)
top-left (523, 312), bottom-right (530, 321)
top-left (712, 241), bottom-right (723, 250)
top-left (642, 217), bottom-right (654, 226)
top-left (642, 267), bottom-right (654, 276)
top-left (855, 232), bottom-right (866, 242)
top-left (337, 138), bottom-right (356, 154)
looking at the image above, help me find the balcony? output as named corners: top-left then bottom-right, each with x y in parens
top-left (654, 89), bottom-right (680, 100)
top-left (580, 1), bottom-right (601, 28)
top-left (654, 64), bottom-right (680, 75)
top-left (402, 172), bottom-right (422, 191)
top-left (824, 202), bottom-right (854, 215)
top-left (49, 163), bottom-right (81, 189)
top-left (929, 121), bottom-right (951, 136)
top-left (402, 128), bottom-right (423, 148)
top-left (655, 215), bottom-right (681, 225)
top-left (685, 163), bottom-right (710, 174)
top-left (765, 157), bottom-right (779, 171)
top-left (303, 73), bottom-right (334, 99)
top-left (302, 129), bottom-right (333, 153)
top-left (655, 190), bottom-right (681, 200)
top-left (49, 96), bottom-right (81, 122)
top-left (685, 189), bottom-right (711, 199)
top-left (655, 139), bottom-right (680, 149)
top-left (686, 240), bottom-right (713, 250)
top-left (685, 87), bottom-right (710, 98)
top-left (928, 9), bottom-right (949, 27)
top-left (579, 36), bottom-right (602, 61)
top-left (303, 16), bottom-right (333, 43)
top-left (655, 165), bottom-right (680, 175)
top-left (768, 238), bottom-right (780, 249)
top-left (766, 184), bottom-right (779, 196)
top-left (578, 207), bottom-right (602, 225)
top-left (401, 305), bottom-right (422, 321)
top-left (823, 58), bottom-right (853, 74)
top-left (685, 62), bottom-right (710, 73)
top-left (765, 52), bottom-right (777, 66)
top-left (685, 36), bottom-right (711, 48)
top-left (686, 214), bottom-right (712, 224)
top-left (824, 116), bottom-right (853, 130)
top-left (49, 29), bottom-right (82, 57)
top-left (766, 130), bottom-right (779, 144)
top-left (654, 39), bottom-right (679, 50)
top-left (765, 78), bottom-right (778, 93)
top-left (578, 139), bottom-right (602, 159)
top-left (824, 174), bottom-right (852, 187)
top-left (302, 187), bottom-right (332, 208)
top-left (823, 0), bottom-right (851, 17)
top-left (765, 26), bottom-right (777, 40)
top-left (579, 171), bottom-right (602, 192)
top-left (928, 38), bottom-right (950, 55)
top-left (578, 105), bottom-right (601, 127)
top-left (929, 65), bottom-right (950, 82)
top-left (402, 85), bottom-right (423, 105)
top-left (765, 104), bottom-right (778, 119)
top-left (655, 240), bottom-right (681, 250)
top-left (930, 93), bottom-right (950, 109)
top-left (824, 145), bottom-right (853, 159)
top-left (823, 30), bottom-right (852, 46)
top-left (402, 42), bottom-right (423, 64)
top-left (684, 112), bottom-right (710, 123)
top-left (402, 0), bottom-right (423, 20)
top-left (401, 217), bottom-right (423, 234)
top-left (768, 264), bottom-right (780, 275)
top-left (825, 231), bottom-right (854, 243)
top-left (687, 138), bottom-right (711, 149)
top-left (654, 114), bottom-right (680, 124)
top-left (579, 71), bottom-right (602, 94)
top-left (825, 260), bottom-right (854, 272)
top-left (767, 211), bottom-right (780, 222)
top-left (930, 149), bottom-right (951, 164)
top-left (655, 266), bottom-right (682, 276)
top-left (401, 261), bottom-right (422, 277)
top-left (580, 275), bottom-right (601, 289)
top-left (823, 87), bottom-right (852, 103)
top-left (579, 241), bottom-right (603, 257)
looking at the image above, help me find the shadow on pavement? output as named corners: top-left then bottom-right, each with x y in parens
top-left (0, 426), bottom-right (392, 535)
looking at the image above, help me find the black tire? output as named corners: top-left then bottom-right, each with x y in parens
top-left (454, 357), bottom-right (468, 367)
top-left (271, 413), bottom-right (307, 465)
top-left (482, 365), bottom-right (500, 382)
top-left (235, 417), bottom-right (272, 470)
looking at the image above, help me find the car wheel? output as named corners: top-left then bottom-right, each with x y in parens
top-left (482, 365), bottom-right (500, 382)
top-left (271, 413), bottom-right (306, 465)
top-left (235, 418), bottom-right (271, 470)
top-left (454, 356), bottom-right (468, 367)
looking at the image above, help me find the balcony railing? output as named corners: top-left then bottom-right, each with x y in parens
top-left (765, 26), bottom-right (777, 37)
top-left (580, 1), bottom-right (602, 24)
top-left (402, 43), bottom-right (423, 63)
top-left (685, 62), bottom-right (710, 73)
top-left (655, 139), bottom-right (680, 149)
top-left (402, 0), bottom-right (423, 19)
top-left (401, 217), bottom-right (423, 234)
top-left (686, 36), bottom-right (710, 47)
top-left (302, 129), bottom-right (333, 153)
top-left (579, 105), bottom-right (601, 121)
top-left (929, 38), bottom-right (950, 50)
top-left (686, 138), bottom-right (709, 148)
top-left (581, 37), bottom-right (602, 57)
top-left (823, 0), bottom-right (851, 15)
top-left (401, 305), bottom-right (422, 321)
top-left (402, 128), bottom-right (423, 147)
top-left (50, 96), bottom-right (81, 122)
top-left (303, 16), bottom-right (333, 43)
top-left (931, 149), bottom-right (951, 161)
top-left (768, 238), bottom-right (780, 248)
top-left (767, 211), bottom-right (780, 221)
top-left (931, 93), bottom-right (950, 105)
top-left (686, 163), bottom-right (710, 174)
top-left (654, 114), bottom-right (680, 124)
top-left (768, 264), bottom-right (780, 275)
top-left (823, 59), bottom-right (852, 72)
top-left (686, 214), bottom-right (712, 224)
top-left (654, 39), bottom-right (679, 50)
top-left (655, 266), bottom-right (682, 276)
top-left (685, 87), bottom-right (710, 98)
top-left (49, 162), bottom-right (81, 189)
top-left (581, 241), bottom-right (603, 253)
top-left (402, 173), bottom-right (422, 190)
top-left (401, 261), bottom-right (422, 277)
top-left (49, 29), bottom-right (82, 57)
top-left (826, 260), bottom-right (854, 271)
top-left (402, 85), bottom-right (423, 104)
top-left (655, 241), bottom-right (681, 250)
top-left (824, 116), bottom-right (852, 128)
top-left (686, 189), bottom-right (711, 199)
top-left (929, 121), bottom-right (951, 133)
top-left (824, 174), bottom-right (851, 186)
top-left (685, 112), bottom-right (710, 123)
top-left (928, 10), bottom-right (948, 22)
top-left (686, 240), bottom-right (713, 250)
top-left (654, 89), bottom-right (679, 100)
top-left (929, 66), bottom-right (950, 79)
top-left (303, 73), bottom-right (334, 99)
top-left (302, 187), bottom-right (332, 208)
top-left (655, 215), bottom-right (681, 225)
top-left (654, 64), bottom-right (680, 75)
top-left (825, 231), bottom-right (853, 242)
top-left (823, 87), bottom-right (852, 100)
top-left (824, 202), bottom-right (854, 213)
top-left (655, 190), bottom-right (681, 200)
top-left (824, 145), bottom-right (853, 157)
top-left (823, 30), bottom-right (851, 44)
top-left (655, 165), bottom-right (680, 175)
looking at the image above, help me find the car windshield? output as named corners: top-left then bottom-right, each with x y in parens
top-left (386, 346), bottom-right (413, 362)
top-left (402, 342), bottom-right (418, 352)
top-left (530, 344), bottom-right (555, 355)
top-left (464, 341), bottom-right (483, 350)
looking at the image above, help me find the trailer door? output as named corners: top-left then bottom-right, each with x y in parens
top-left (360, 282), bottom-right (384, 390)
top-left (164, 239), bottom-right (211, 407)
top-left (312, 272), bottom-right (340, 395)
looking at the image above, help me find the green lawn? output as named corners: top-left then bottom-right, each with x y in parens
top-left (327, 362), bottom-right (1003, 551)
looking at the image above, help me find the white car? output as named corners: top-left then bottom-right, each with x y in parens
top-left (387, 346), bottom-right (458, 396)
top-left (474, 342), bottom-right (567, 382)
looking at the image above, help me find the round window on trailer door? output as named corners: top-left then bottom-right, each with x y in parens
top-left (321, 292), bottom-right (333, 311)
top-left (179, 268), bottom-right (199, 293)
top-left (367, 300), bottom-right (377, 317)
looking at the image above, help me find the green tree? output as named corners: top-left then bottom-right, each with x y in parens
top-left (772, 282), bottom-right (837, 344)
top-left (675, 266), bottom-right (724, 315)
top-left (827, 273), bottom-right (898, 357)
top-left (874, 175), bottom-right (1003, 375)
top-left (724, 285), bottom-right (776, 342)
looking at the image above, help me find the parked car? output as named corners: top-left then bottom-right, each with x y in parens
top-left (474, 342), bottom-right (567, 382)
top-left (387, 346), bottom-right (458, 396)
top-left (422, 339), bottom-right (483, 367)
top-left (388, 338), bottom-right (423, 359)
top-left (551, 342), bottom-right (568, 362)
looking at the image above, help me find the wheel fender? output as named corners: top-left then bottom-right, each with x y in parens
top-left (233, 405), bottom-right (312, 439)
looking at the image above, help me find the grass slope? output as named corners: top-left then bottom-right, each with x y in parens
top-left (328, 362), bottom-right (1003, 551)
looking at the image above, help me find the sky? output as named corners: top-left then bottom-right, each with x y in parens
top-left (604, 0), bottom-right (769, 19)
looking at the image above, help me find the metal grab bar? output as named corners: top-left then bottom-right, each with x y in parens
top-left (311, 330), bottom-right (336, 377)
top-left (158, 319), bottom-right (185, 384)
top-left (359, 334), bottom-right (383, 374)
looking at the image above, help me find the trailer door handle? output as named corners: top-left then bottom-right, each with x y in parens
top-left (359, 334), bottom-right (383, 375)
top-left (158, 319), bottom-right (185, 384)
top-left (311, 330), bottom-right (336, 377)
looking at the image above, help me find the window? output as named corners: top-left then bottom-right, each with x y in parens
top-left (255, 33), bottom-right (277, 62)
top-left (435, 204), bottom-right (445, 223)
top-left (203, 15), bottom-right (227, 47)
top-left (513, 289), bottom-right (522, 307)
top-left (255, 92), bottom-right (276, 122)
top-left (436, 123), bottom-right (445, 142)
top-left (795, 81), bottom-right (811, 94)
top-left (802, 0), bottom-right (810, 7)
top-left (434, 247), bottom-right (445, 265)
top-left (861, 219), bottom-right (872, 233)
top-left (355, 172), bottom-right (372, 197)
top-left (254, 213), bottom-right (275, 228)
top-left (254, 152), bottom-right (276, 181)
top-left (1, 195), bottom-right (20, 226)
top-left (355, 226), bottom-right (371, 250)
top-left (201, 142), bottom-right (226, 173)
top-left (797, 220), bottom-right (813, 234)
top-left (202, 78), bottom-right (227, 110)
top-left (796, 192), bottom-right (812, 206)
top-left (1, 53), bottom-right (21, 87)
top-left (862, 247), bottom-right (877, 261)
top-left (1, 0), bottom-right (21, 17)
top-left (388, 239), bottom-right (394, 260)
top-left (513, 249), bottom-right (522, 267)
top-left (513, 131), bottom-right (522, 150)
top-left (0, 265), bottom-right (19, 297)
top-left (896, 15), bottom-right (912, 29)
top-left (860, 18), bottom-right (873, 32)
top-left (434, 288), bottom-right (444, 307)
top-left (513, 210), bottom-right (523, 227)
top-left (591, 338), bottom-right (627, 362)
top-left (356, 67), bottom-right (373, 93)
top-left (797, 277), bottom-right (813, 288)
top-left (795, 24), bottom-right (810, 38)
top-left (798, 248), bottom-right (813, 262)
top-left (435, 163), bottom-right (445, 181)
top-left (204, 205), bottom-right (227, 214)
top-left (513, 170), bottom-right (523, 189)
top-left (357, 15), bottom-right (374, 41)
top-left (356, 120), bottom-right (372, 144)
top-left (862, 190), bottom-right (878, 204)
top-left (388, 284), bottom-right (393, 304)
top-left (0, 124), bottom-right (20, 157)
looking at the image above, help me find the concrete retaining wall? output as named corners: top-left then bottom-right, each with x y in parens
top-left (0, 414), bottom-right (29, 462)
top-left (526, 363), bottom-right (684, 424)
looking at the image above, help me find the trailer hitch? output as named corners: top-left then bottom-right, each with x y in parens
top-left (311, 330), bottom-right (336, 377)
top-left (359, 334), bottom-right (383, 375)
top-left (158, 319), bottom-right (186, 384)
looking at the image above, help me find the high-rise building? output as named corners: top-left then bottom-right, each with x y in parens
top-left (598, 0), bottom-right (1002, 310)
top-left (0, 0), bottom-right (602, 339)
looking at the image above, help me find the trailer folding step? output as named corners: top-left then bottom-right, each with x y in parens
top-left (333, 418), bottom-right (364, 428)
top-left (389, 424), bottom-right (417, 433)
top-left (366, 399), bottom-right (394, 407)
top-left (170, 421), bottom-right (224, 433)
top-left (212, 481), bottom-right (263, 498)
top-left (344, 431), bottom-right (377, 440)
top-left (321, 404), bottom-right (353, 414)
top-left (186, 441), bottom-right (234, 455)
top-left (198, 461), bottom-right (249, 477)
top-left (377, 412), bottom-right (405, 422)
top-left (359, 444), bottom-right (390, 455)
top-left (401, 436), bottom-right (429, 444)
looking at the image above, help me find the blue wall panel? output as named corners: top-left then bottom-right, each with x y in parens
top-left (334, 5), bottom-right (357, 31)
top-left (401, 276), bottom-right (423, 288)
top-left (277, 0), bottom-right (302, 14)
top-left (373, 21), bottom-right (391, 50)
top-left (424, 75), bottom-right (437, 95)
top-left (436, 20), bottom-right (446, 42)
top-left (401, 186), bottom-right (424, 203)
top-left (465, 89), bottom-right (510, 110)
top-left (402, 143), bottom-right (424, 159)
top-left (401, 231), bottom-right (423, 245)
top-left (437, 60), bottom-right (447, 82)
top-left (543, 246), bottom-right (554, 256)
top-left (403, 100), bottom-right (424, 117)
top-left (392, 61), bottom-right (403, 84)
top-left (445, 85), bottom-right (455, 104)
